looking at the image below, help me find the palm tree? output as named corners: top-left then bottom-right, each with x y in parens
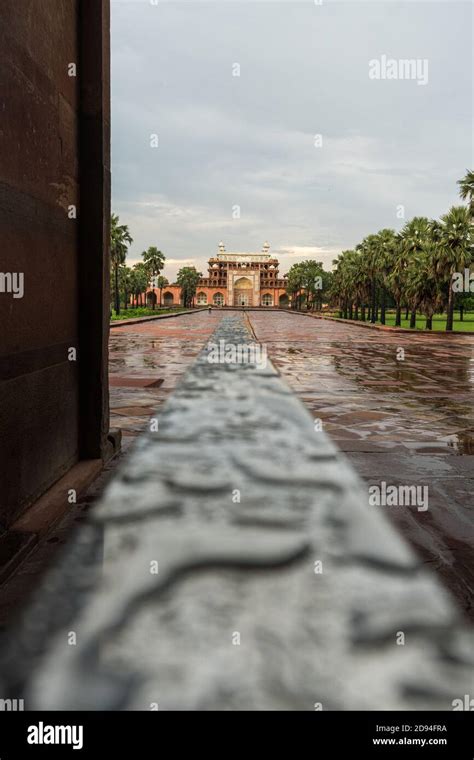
top-left (119, 265), bottom-right (132, 310)
top-left (404, 244), bottom-right (442, 330)
top-left (356, 235), bottom-right (380, 323)
top-left (142, 247), bottom-right (166, 309)
top-left (387, 234), bottom-right (407, 326)
top-left (110, 214), bottom-right (133, 314)
top-left (289, 260), bottom-right (325, 311)
top-left (156, 275), bottom-right (169, 307)
top-left (176, 266), bottom-right (202, 308)
top-left (374, 229), bottom-right (398, 324)
top-left (399, 217), bottom-right (431, 327)
top-left (286, 262), bottom-right (306, 310)
top-left (342, 251), bottom-right (361, 319)
top-left (330, 250), bottom-right (362, 319)
top-left (436, 206), bottom-right (472, 331)
top-left (331, 253), bottom-right (348, 318)
top-left (132, 263), bottom-right (149, 306)
top-left (128, 268), bottom-right (141, 308)
top-left (458, 170), bottom-right (474, 219)
top-left (330, 255), bottom-right (342, 315)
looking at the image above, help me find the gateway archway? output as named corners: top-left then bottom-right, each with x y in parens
top-left (233, 276), bottom-right (253, 307)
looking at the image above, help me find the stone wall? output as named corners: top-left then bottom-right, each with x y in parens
top-left (0, 1), bottom-right (110, 524)
top-left (148, 285), bottom-right (289, 308)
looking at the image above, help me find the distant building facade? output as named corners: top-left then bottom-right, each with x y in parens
top-left (147, 243), bottom-right (290, 307)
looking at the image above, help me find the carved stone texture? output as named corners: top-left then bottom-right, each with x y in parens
top-left (3, 314), bottom-right (473, 710)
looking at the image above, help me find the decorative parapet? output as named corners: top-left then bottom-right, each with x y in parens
top-left (1, 314), bottom-right (472, 710)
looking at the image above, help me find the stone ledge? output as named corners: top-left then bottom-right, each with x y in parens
top-left (1, 314), bottom-right (472, 710)
top-left (11, 459), bottom-right (103, 538)
top-left (0, 459), bottom-right (104, 592)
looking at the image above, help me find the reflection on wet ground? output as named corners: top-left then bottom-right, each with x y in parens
top-left (1, 310), bottom-right (472, 630)
top-left (109, 312), bottom-right (223, 449)
top-left (249, 311), bottom-right (474, 618)
top-left (109, 310), bottom-right (473, 617)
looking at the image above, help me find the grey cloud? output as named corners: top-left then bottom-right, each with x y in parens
top-left (111, 0), bottom-right (472, 280)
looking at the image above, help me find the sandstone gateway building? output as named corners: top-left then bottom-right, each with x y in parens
top-left (150, 243), bottom-right (290, 308)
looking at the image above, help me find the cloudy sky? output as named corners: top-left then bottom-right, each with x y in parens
top-left (111, 0), bottom-right (472, 281)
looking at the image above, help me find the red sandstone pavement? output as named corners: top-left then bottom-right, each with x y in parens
top-left (248, 310), bottom-right (474, 619)
top-left (109, 309), bottom-right (474, 617)
top-left (109, 310), bottom-right (474, 618)
top-left (109, 310), bottom-right (223, 449)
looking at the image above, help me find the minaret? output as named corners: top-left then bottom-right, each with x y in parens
top-left (218, 241), bottom-right (226, 255)
top-left (262, 241), bottom-right (270, 255)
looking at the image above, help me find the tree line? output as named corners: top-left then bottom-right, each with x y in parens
top-left (110, 169), bottom-right (473, 324)
top-left (110, 214), bottom-right (203, 313)
top-left (285, 260), bottom-right (333, 311)
top-left (330, 171), bottom-right (474, 331)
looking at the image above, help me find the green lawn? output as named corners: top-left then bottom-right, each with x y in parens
top-left (110, 307), bottom-right (188, 321)
top-left (337, 311), bottom-right (474, 332)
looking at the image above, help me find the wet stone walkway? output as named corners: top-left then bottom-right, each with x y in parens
top-left (4, 309), bottom-right (471, 632)
top-left (6, 312), bottom-right (472, 711)
top-left (248, 311), bottom-right (474, 618)
top-left (109, 311), bottom-right (223, 450)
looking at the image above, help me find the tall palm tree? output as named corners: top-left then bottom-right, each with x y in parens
top-left (458, 170), bottom-right (474, 219)
top-left (436, 206), bottom-right (472, 331)
top-left (132, 262), bottom-right (149, 306)
top-left (119, 265), bottom-right (132, 310)
top-left (330, 255), bottom-right (344, 316)
top-left (374, 229), bottom-right (398, 324)
top-left (387, 233), bottom-right (408, 326)
top-left (404, 244), bottom-right (442, 330)
top-left (286, 263), bottom-right (305, 310)
top-left (350, 252), bottom-right (370, 320)
top-left (156, 275), bottom-right (169, 307)
top-left (331, 252), bottom-right (350, 318)
top-left (399, 217), bottom-right (431, 328)
top-left (142, 247), bottom-right (166, 309)
top-left (344, 250), bottom-right (362, 319)
top-left (352, 240), bottom-right (366, 318)
top-left (356, 235), bottom-right (380, 323)
top-left (176, 266), bottom-right (202, 308)
top-left (110, 214), bottom-right (133, 314)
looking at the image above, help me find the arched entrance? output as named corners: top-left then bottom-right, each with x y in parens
top-left (163, 291), bottom-right (174, 306)
top-left (279, 293), bottom-right (289, 307)
top-left (233, 276), bottom-right (253, 307)
top-left (146, 291), bottom-right (157, 307)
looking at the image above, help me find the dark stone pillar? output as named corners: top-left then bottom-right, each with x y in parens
top-left (78, 0), bottom-right (111, 460)
top-left (0, 1), bottom-right (111, 525)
